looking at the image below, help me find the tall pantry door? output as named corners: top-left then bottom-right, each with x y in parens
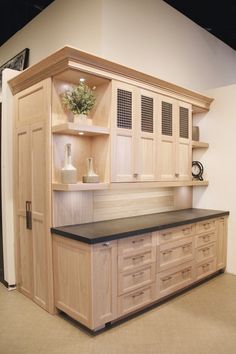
top-left (14, 79), bottom-right (52, 311)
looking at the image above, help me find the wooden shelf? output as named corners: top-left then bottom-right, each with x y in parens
top-left (191, 180), bottom-right (209, 186)
top-left (52, 182), bottom-right (109, 191)
top-left (192, 141), bottom-right (209, 149)
top-left (52, 123), bottom-right (110, 136)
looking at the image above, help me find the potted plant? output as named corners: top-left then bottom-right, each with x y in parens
top-left (62, 82), bottom-right (96, 124)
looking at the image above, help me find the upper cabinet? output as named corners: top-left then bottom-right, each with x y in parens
top-left (111, 82), bottom-right (157, 182)
top-left (9, 46), bottom-right (213, 191)
top-left (157, 97), bottom-right (192, 182)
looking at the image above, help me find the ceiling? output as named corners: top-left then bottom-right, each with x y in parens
top-left (1, 1), bottom-right (236, 52)
top-left (0, 0), bottom-right (54, 47)
top-left (163, 1), bottom-right (236, 50)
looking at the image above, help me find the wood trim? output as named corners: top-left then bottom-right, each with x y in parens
top-left (8, 46), bottom-right (213, 111)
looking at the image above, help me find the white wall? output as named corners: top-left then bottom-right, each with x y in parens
top-left (193, 85), bottom-right (236, 274)
top-left (1, 0), bottom-right (236, 91)
top-left (0, 0), bottom-right (236, 273)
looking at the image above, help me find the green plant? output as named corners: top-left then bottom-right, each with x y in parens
top-left (62, 83), bottom-right (96, 115)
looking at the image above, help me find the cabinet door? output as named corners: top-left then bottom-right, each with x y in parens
top-left (15, 126), bottom-right (33, 298)
top-left (176, 103), bottom-right (192, 180)
top-left (92, 241), bottom-right (117, 328)
top-left (157, 96), bottom-right (176, 181)
top-left (216, 217), bottom-right (228, 270)
top-left (111, 82), bottom-right (137, 182)
top-left (136, 90), bottom-right (157, 181)
top-left (31, 122), bottom-right (48, 309)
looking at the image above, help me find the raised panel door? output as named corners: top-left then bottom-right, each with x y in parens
top-left (111, 82), bottom-right (137, 182)
top-left (15, 127), bottom-right (33, 298)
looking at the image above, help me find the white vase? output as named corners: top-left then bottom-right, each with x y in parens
top-left (83, 157), bottom-right (99, 183)
top-left (73, 113), bottom-right (92, 126)
top-left (61, 143), bottom-right (77, 184)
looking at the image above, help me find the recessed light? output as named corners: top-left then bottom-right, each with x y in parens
top-left (78, 132), bottom-right (84, 135)
top-left (80, 78), bottom-right (85, 82)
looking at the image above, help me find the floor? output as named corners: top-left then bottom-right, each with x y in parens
top-left (0, 273), bottom-right (236, 354)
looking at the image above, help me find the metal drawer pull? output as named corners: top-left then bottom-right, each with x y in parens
top-left (132, 271), bottom-right (144, 278)
top-left (183, 228), bottom-right (191, 235)
top-left (202, 247), bottom-right (210, 254)
top-left (132, 255), bottom-right (144, 261)
top-left (102, 242), bottom-right (110, 247)
top-left (163, 276), bottom-right (172, 282)
top-left (162, 250), bottom-right (173, 256)
top-left (132, 238), bottom-right (144, 244)
top-left (162, 232), bottom-right (172, 239)
top-left (202, 263), bottom-right (210, 271)
top-left (182, 268), bottom-right (190, 277)
top-left (182, 244), bottom-right (191, 251)
top-left (202, 235), bottom-right (210, 242)
top-left (132, 291), bottom-right (144, 298)
top-left (203, 223), bottom-right (211, 229)
top-left (26, 201), bottom-right (32, 230)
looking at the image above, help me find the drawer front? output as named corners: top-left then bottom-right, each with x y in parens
top-left (118, 233), bottom-right (154, 255)
top-left (159, 237), bottom-right (194, 271)
top-left (196, 219), bottom-right (216, 234)
top-left (157, 261), bottom-right (194, 298)
top-left (196, 242), bottom-right (216, 263)
top-left (196, 258), bottom-right (216, 280)
top-left (118, 249), bottom-right (155, 272)
top-left (118, 284), bottom-right (155, 316)
top-left (195, 231), bottom-right (216, 248)
top-left (118, 264), bottom-right (156, 295)
top-left (158, 224), bottom-right (195, 245)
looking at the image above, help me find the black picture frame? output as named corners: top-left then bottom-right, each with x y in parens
top-left (0, 48), bottom-right (29, 87)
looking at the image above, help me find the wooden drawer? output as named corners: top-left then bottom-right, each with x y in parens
top-left (158, 237), bottom-right (194, 271)
top-left (158, 224), bottom-right (195, 245)
top-left (196, 242), bottom-right (216, 263)
top-left (118, 233), bottom-right (154, 255)
top-left (118, 284), bottom-right (155, 316)
top-left (157, 261), bottom-right (194, 298)
top-left (195, 231), bottom-right (216, 248)
top-left (196, 258), bottom-right (216, 280)
top-left (196, 219), bottom-right (216, 234)
top-left (118, 248), bottom-right (155, 272)
top-left (118, 263), bottom-right (156, 295)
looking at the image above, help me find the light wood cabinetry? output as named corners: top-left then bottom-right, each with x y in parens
top-left (111, 82), bottom-right (158, 182)
top-left (52, 216), bottom-right (228, 330)
top-left (14, 79), bottom-right (53, 311)
top-left (53, 235), bottom-right (117, 330)
top-left (157, 96), bottom-right (192, 181)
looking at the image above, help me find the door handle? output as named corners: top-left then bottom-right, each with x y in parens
top-left (26, 201), bottom-right (32, 230)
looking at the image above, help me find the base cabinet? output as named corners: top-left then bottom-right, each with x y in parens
top-left (52, 216), bottom-right (228, 331)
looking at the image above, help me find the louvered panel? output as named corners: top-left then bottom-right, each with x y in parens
top-left (162, 101), bottom-right (172, 136)
top-left (117, 89), bottom-right (132, 129)
top-left (179, 107), bottom-right (189, 139)
top-left (141, 95), bottom-right (154, 133)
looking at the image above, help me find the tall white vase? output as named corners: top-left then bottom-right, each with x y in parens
top-left (61, 143), bottom-right (77, 184)
top-left (83, 157), bottom-right (99, 183)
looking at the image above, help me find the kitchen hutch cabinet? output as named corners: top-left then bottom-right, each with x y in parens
top-left (9, 46), bottom-right (215, 316)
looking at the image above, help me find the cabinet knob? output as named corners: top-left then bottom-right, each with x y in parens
top-left (175, 173), bottom-right (179, 177)
top-left (102, 242), bottom-right (110, 247)
top-left (133, 173), bottom-right (138, 178)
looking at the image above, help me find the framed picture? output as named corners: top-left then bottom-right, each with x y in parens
top-left (0, 48), bottom-right (29, 87)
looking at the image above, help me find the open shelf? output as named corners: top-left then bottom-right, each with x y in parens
top-left (52, 182), bottom-right (110, 191)
top-left (52, 123), bottom-right (110, 136)
top-left (191, 180), bottom-right (209, 186)
top-left (192, 141), bottom-right (209, 149)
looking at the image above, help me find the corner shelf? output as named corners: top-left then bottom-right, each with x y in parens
top-left (52, 182), bottom-right (110, 191)
top-left (192, 141), bottom-right (209, 149)
top-left (52, 123), bottom-right (110, 136)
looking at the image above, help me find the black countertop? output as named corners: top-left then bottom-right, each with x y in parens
top-left (51, 208), bottom-right (229, 244)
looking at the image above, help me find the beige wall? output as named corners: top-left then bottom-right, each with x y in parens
top-left (193, 85), bottom-right (236, 274)
top-left (1, 0), bottom-right (236, 274)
